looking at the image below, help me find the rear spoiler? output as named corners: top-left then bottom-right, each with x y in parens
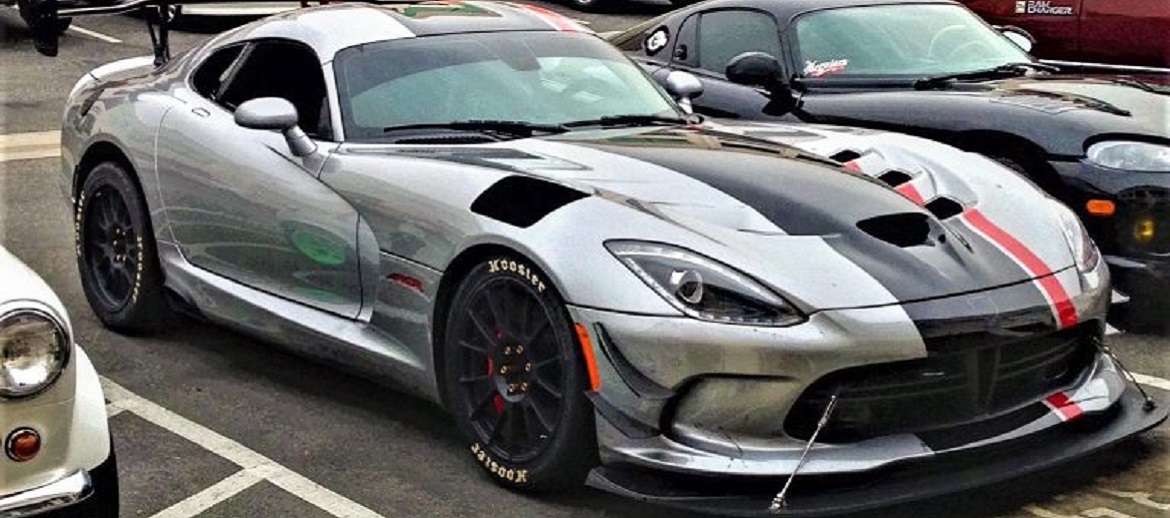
top-left (27, 0), bottom-right (345, 62)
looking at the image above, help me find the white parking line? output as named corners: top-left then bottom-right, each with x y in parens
top-left (100, 376), bottom-right (389, 518)
top-left (151, 469), bottom-right (263, 518)
top-left (0, 131), bottom-right (61, 163)
top-left (68, 25), bottom-right (123, 44)
top-left (1131, 373), bottom-right (1170, 392)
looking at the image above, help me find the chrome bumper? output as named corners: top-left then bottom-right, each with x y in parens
top-left (0, 471), bottom-right (93, 518)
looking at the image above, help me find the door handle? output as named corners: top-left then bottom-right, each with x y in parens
top-left (191, 107), bottom-right (210, 118)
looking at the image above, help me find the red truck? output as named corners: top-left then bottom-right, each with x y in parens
top-left (960, 0), bottom-right (1169, 69)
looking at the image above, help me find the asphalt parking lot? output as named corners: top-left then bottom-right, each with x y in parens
top-left (1, 4), bottom-right (1168, 518)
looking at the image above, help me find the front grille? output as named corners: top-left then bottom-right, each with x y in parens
top-left (785, 324), bottom-right (1097, 443)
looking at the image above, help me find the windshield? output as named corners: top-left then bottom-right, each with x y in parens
top-left (794, 4), bottom-right (1031, 78)
top-left (334, 31), bottom-right (680, 141)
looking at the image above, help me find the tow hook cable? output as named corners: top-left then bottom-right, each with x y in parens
top-left (1093, 336), bottom-right (1158, 412)
top-left (769, 394), bottom-right (839, 514)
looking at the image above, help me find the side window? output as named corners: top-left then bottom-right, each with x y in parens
top-left (191, 45), bottom-right (244, 99)
top-left (216, 40), bottom-right (333, 140)
top-left (696, 10), bottom-right (783, 75)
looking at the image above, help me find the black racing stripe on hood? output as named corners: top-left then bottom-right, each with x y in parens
top-left (563, 127), bottom-right (1039, 303)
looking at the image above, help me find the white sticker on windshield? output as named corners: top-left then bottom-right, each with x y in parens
top-left (803, 59), bottom-right (849, 78)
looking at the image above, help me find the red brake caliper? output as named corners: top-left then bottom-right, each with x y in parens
top-left (490, 328), bottom-right (506, 415)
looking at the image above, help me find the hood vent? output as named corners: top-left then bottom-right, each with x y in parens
top-left (857, 213), bottom-right (932, 248)
top-left (830, 149), bottom-right (862, 163)
top-left (877, 169), bottom-right (913, 187)
top-left (925, 197), bottom-right (964, 220)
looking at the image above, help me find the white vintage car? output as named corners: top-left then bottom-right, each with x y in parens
top-left (0, 246), bottom-right (116, 517)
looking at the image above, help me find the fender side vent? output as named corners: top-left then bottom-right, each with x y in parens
top-left (830, 149), bottom-right (862, 163)
top-left (471, 176), bottom-right (588, 228)
top-left (925, 197), bottom-right (964, 220)
top-left (877, 169), bottom-right (912, 187)
top-left (857, 213), bottom-right (931, 247)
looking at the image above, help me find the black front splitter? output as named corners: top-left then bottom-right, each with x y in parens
top-left (586, 385), bottom-right (1168, 517)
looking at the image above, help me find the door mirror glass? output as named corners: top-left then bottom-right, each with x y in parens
top-left (235, 97), bottom-right (300, 131)
top-left (998, 25), bottom-right (1036, 53)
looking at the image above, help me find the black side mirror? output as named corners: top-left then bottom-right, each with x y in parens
top-left (725, 51), bottom-right (793, 99)
top-left (21, 0), bottom-right (61, 57)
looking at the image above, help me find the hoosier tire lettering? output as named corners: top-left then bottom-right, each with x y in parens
top-left (487, 257), bottom-right (546, 293)
top-left (471, 443), bottom-right (529, 483)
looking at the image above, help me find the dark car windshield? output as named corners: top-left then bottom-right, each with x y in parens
top-left (794, 4), bottom-right (1031, 78)
top-left (334, 31), bottom-right (680, 141)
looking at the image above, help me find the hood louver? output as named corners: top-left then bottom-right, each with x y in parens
top-left (857, 213), bottom-right (933, 248)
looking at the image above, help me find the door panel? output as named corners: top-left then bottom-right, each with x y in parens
top-left (1079, 0), bottom-right (1169, 67)
top-left (155, 87), bottom-right (363, 318)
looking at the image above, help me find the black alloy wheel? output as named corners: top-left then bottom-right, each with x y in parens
top-left (445, 255), bottom-right (595, 491)
top-left (77, 161), bottom-right (171, 332)
top-left (84, 186), bottom-right (139, 311)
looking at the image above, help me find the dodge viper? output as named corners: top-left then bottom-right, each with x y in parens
top-left (0, 245), bottom-right (118, 518)
top-left (612, 0), bottom-right (1170, 327)
top-left (26, 0), bottom-right (1167, 515)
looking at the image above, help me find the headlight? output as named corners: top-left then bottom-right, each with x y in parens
top-left (1055, 205), bottom-right (1101, 273)
top-left (0, 308), bottom-right (70, 399)
top-left (1086, 141), bottom-right (1170, 172)
top-left (606, 241), bottom-right (805, 326)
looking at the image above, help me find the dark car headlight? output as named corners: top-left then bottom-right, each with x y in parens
top-left (607, 241), bottom-right (805, 326)
top-left (0, 307), bottom-right (70, 399)
top-left (1086, 141), bottom-right (1170, 173)
top-left (1056, 204), bottom-right (1101, 273)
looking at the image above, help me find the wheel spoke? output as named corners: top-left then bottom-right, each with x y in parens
top-left (468, 388), bottom-right (497, 421)
top-left (531, 373), bottom-right (562, 399)
top-left (458, 339), bottom-right (487, 355)
top-left (468, 311), bottom-right (498, 350)
top-left (523, 398), bottom-right (553, 436)
top-left (524, 317), bottom-right (549, 344)
top-left (459, 373), bottom-right (490, 384)
top-left (532, 356), bottom-right (559, 372)
top-left (482, 289), bottom-right (508, 331)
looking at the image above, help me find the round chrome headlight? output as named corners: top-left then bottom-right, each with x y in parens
top-left (0, 308), bottom-right (70, 399)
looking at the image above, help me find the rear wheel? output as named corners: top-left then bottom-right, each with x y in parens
top-left (443, 255), bottom-right (596, 492)
top-left (76, 162), bottom-right (172, 333)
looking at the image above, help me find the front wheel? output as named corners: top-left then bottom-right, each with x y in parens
top-left (443, 255), bottom-right (596, 492)
top-left (76, 162), bottom-right (172, 333)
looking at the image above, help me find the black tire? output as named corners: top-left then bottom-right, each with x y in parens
top-left (90, 442), bottom-right (120, 518)
top-left (76, 162), bottom-right (171, 333)
top-left (16, 0), bottom-right (70, 34)
top-left (443, 254), bottom-right (596, 492)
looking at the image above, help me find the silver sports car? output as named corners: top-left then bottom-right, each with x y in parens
top-left (37, 0), bottom-right (1166, 515)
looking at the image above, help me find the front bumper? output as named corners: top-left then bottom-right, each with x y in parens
top-left (585, 383), bottom-right (1167, 517)
top-left (0, 470), bottom-right (92, 518)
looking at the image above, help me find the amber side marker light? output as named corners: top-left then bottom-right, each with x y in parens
top-left (574, 323), bottom-right (602, 392)
top-left (1134, 217), bottom-right (1156, 243)
top-left (1086, 199), bottom-right (1116, 217)
top-left (5, 428), bottom-right (41, 462)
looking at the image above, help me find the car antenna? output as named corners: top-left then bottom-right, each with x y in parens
top-left (768, 393), bottom-right (839, 514)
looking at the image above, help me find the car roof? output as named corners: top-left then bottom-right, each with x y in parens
top-left (211, 1), bottom-right (590, 61)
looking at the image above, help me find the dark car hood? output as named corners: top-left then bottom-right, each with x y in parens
top-left (513, 127), bottom-right (1048, 304)
top-left (986, 76), bottom-right (1170, 134)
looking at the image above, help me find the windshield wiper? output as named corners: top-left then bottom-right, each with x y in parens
top-left (914, 62), bottom-right (1056, 90)
top-left (561, 114), bottom-right (690, 128)
top-left (382, 120), bottom-right (568, 137)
